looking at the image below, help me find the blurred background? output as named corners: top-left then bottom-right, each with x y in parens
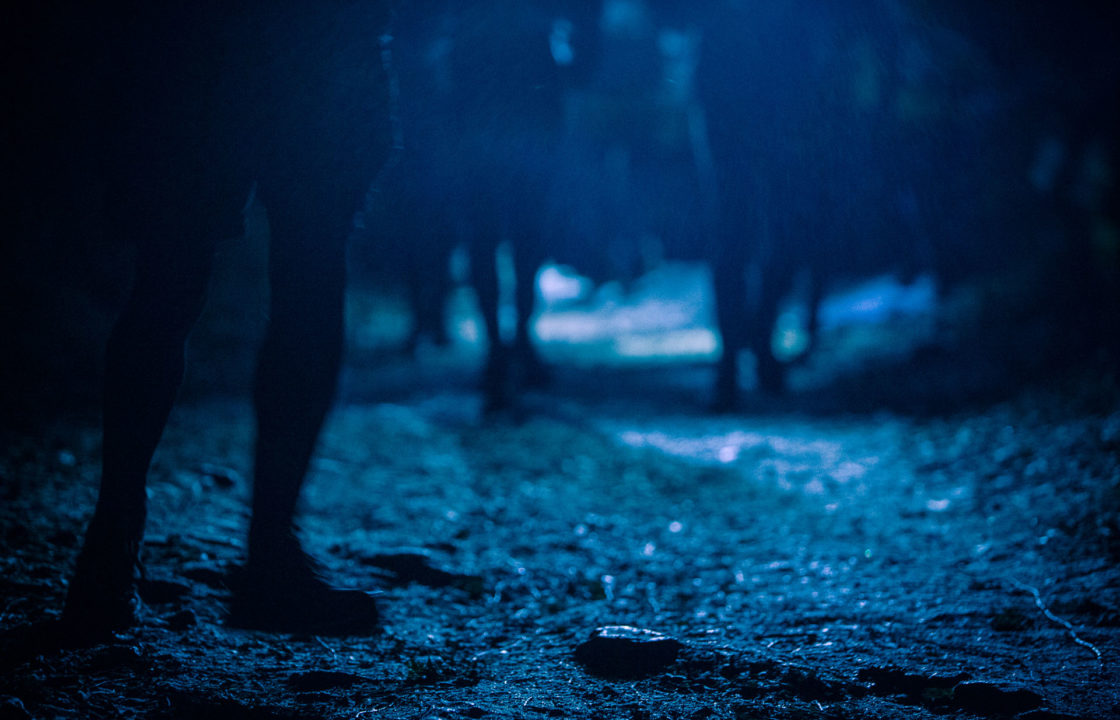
top-left (2, 0), bottom-right (1118, 425)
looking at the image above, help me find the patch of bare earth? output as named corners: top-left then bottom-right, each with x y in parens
top-left (2, 375), bottom-right (1118, 719)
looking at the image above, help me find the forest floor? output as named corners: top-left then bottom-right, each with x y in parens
top-left (3, 356), bottom-right (1120, 719)
top-left (3, 275), bottom-right (1120, 719)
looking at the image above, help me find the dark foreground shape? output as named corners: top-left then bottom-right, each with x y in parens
top-left (574, 625), bottom-right (683, 678)
top-left (60, 514), bottom-right (143, 640)
top-left (227, 533), bottom-right (379, 636)
top-left (12, 4), bottom-right (393, 640)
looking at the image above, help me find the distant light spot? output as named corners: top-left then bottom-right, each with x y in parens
top-left (803, 478), bottom-right (826, 495)
top-left (455, 317), bottom-right (479, 344)
top-left (851, 296), bottom-right (885, 314)
top-left (771, 308), bottom-right (809, 361)
top-left (549, 19), bottom-right (574, 66)
top-left (615, 328), bottom-right (719, 360)
top-left (538, 264), bottom-right (588, 304)
top-left (831, 460), bottom-right (869, 483)
top-left (668, 521), bottom-right (683, 533)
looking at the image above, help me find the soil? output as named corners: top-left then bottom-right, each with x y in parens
top-left (2, 342), bottom-right (1119, 720)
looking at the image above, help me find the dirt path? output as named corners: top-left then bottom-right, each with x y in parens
top-left (2, 367), bottom-right (1119, 719)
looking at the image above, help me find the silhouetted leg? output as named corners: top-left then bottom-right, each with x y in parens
top-left (468, 224), bottom-right (509, 411)
top-left (511, 241), bottom-right (550, 388)
top-left (248, 242), bottom-right (343, 563)
top-left (802, 271), bottom-right (824, 361)
top-left (227, 180), bottom-right (378, 634)
top-left (404, 264), bottom-right (428, 354)
top-left (711, 239), bottom-right (746, 411)
top-left (63, 232), bottom-right (216, 636)
top-left (750, 275), bottom-right (787, 396)
top-left (406, 221), bottom-right (453, 351)
top-left (748, 247), bottom-right (795, 396)
top-left (425, 240), bottom-right (453, 347)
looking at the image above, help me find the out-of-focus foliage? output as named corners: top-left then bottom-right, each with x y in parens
top-left (3, 0), bottom-right (1117, 420)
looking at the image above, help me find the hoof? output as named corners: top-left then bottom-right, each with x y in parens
top-left (61, 524), bottom-right (143, 642)
top-left (227, 548), bottom-right (379, 636)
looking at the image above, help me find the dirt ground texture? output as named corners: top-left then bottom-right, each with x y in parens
top-left (2, 341), bottom-right (1120, 720)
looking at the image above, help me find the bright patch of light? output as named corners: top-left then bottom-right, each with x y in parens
top-left (455, 316), bottom-right (480, 344)
top-left (803, 478), bottom-right (826, 495)
top-left (535, 311), bottom-right (609, 343)
top-left (538, 264), bottom-right (591, 306)
top-left (535, 297), bottom-right (700, 343)
top-left (614, 328), bottom-right (718, 360)
top-left (831, 460), bottom-right (870, 483)
top-left (612, 423), bottom-right (883, 498)
top-left (618, 429), bottom-right (766, 463)
top-left (532, 262), bottom-right (718, 364)
top-left (851, 296), bottom-right (885, 314)
top-left (617, 428), bottom-right (846, 468)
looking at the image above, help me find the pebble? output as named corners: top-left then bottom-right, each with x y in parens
top-left (574, 625), bottom-right (682, 678)
top-left (286, 670), bottom-right (365, 692)
top-left (857, 666), bottom-right (969, 700)
top-left (952, 681), bottom-right (1043, 716)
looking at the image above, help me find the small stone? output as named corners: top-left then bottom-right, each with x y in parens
top-left (858, 666), bottom-right (969, 701)
top-left (286, 670), bottom-right (365, 692)
top-left (574, 625), bottom-right (682, 678)
top-left (952, 681), bottom-right (1043, 716)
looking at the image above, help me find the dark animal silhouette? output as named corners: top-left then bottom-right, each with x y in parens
top-left (385, 1), bottom-right (596, 410)
top-left (693, 0), bottom-right (1120, 400)
top-left (381, 1), bottom-right (919, 410)
top-left (12, 2), bottom-right (394, 639)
